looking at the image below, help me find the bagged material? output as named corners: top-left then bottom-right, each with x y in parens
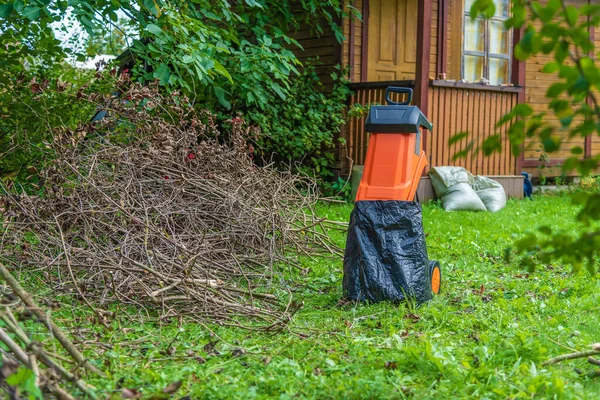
top-left (473, 176), bottom-right (507, 212)
top-left (429, 167), bottom-right (486, 212)
top-left (429, 166), bottom-right (474, 197)
top-left (440, 182), bottom-right (487, 211)
top-left (343, 200), bottom-right (433, 304)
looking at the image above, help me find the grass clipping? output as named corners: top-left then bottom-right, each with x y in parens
top-left (1, 82), bottom-right (341, 330)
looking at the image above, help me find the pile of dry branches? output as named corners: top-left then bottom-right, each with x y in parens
top-left (0, 265), bottom-right (101, 399)
top-left (0, 81), bottom-right (342, 330)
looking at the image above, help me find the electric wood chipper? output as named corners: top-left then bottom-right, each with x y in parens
top-left (343, 87), bottom-right (441, 304)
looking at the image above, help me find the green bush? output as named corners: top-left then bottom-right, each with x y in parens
top-left (247, 64), bottom-right (350, 191)
top-left (0, 63), bottom-right (113, 190)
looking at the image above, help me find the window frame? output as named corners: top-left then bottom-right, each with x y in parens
top-left (462, 2), bottom-right (512, 85)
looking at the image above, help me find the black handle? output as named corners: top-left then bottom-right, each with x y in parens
top-left (385, 87), bottom-right (413, 105)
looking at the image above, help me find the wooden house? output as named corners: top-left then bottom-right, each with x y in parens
top-left (291, 0), bottom-right (599, 194)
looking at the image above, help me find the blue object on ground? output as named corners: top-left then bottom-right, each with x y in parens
top-left (522, 172), bottom-right (533, 200)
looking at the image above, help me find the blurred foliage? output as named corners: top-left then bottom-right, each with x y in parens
top-left (84, 18), bottom-right (132, 56)
top-left (0, 63), bottom-right (113, 188)
top-left (465, 0), bottom-right (600, 273)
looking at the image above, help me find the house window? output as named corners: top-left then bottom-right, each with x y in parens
top-left (463, 0), bottom-right (511, 85)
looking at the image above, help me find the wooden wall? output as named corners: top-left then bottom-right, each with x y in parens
top-left (288, 9), bottom-right (339, 86)
top-left (427, 83), bottom-right (519, 175)
top-left (430, 0), bottom-right (439, 79)
top-left (332, 0), bottom-right (600, 177)
top-left (343, 0), bottom-right (364, 82)
top-left (521, 0), bottom-right (591, 176)
top-left (342, 0), bottom-right (438, 82)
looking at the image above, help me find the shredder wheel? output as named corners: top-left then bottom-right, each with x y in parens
top-left (429, 260), bottom-right (442, 295)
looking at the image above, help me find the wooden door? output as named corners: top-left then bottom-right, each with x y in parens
top-left (367, 0), bottom-right (418, 81)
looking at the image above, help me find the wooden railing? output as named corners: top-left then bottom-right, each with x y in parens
top-left (342, 80), bottom-right (521, 176)
top-left (428, 81), bottom-right (520, 176)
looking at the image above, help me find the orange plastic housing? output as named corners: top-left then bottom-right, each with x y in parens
top-left (355, 130), bottom-right (428, 201)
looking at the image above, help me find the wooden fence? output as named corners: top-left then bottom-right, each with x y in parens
top-left (342, 80), bottom-right (521, 176)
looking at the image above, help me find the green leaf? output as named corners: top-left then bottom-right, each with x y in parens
top-left (153, 63), bottom-right (171, 85)
top-left (451, 141), bottom-right (474, 161)
top-left (143, 0), bottom-right (160, 16)
top-left (448, 132), bottom-right (468, 146)
top-left (270, 82), bottom-right (286, 100)
top-left (565, 5), bottom-right (579, 27)
top-left (213, 59), bottom-right (233, 83)
top-left (214, 86), bottom-right (231, 109)
top-left (496, 110), bottom-right (516, 128)
top-left (482, 134), bottom-right (502, 155)
top-left (13, 0), bottom-right (23, 13)
top-left (21, 5), bottom-right (40, 20)
top-left (513, 104), bottom-right (533, 117)
top-left (546, 83), bottom-right (567, 98)
top-left (470, 0), bottom-right (495, 19)
top-left (0, 3), bottom-right (13, 18)
top-left (146, 24), bottom-right (162, 35)
top-left (245, 0), bottom-right (263, 7)
top-left (79, 15), bottom-right (95, 35)
top-left (541, 62), bottom-right (559, 74)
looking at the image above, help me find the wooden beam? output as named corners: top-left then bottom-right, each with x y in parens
top-left (431, 80), bottom-right (522, 93)
top-left (360, 0), bottom-right (369, 82)
top-left (415, 0), bottom-right (432, 162)
top-left (586, 2), bottom-right (594, 159)
top-left (334, 13), bottom-right (342, 66)
top-left (512, 26), bottom-right (526, 173)
top-left (348, 80), bottom-right (415, 90)
top-left (436, 0), bottom-right (448, 77)
top-left (349, 1), bottom-right (356, 81)
top-left (522, 158), bottom-right (567, 168)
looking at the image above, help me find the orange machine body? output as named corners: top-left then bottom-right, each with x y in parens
top-left (355, 86), bottom-right (432, 202)
top-left (356, 131), bottom-right (428, 201)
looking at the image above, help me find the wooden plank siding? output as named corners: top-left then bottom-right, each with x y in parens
top-left (427, 83), bottom-right (519, 175)
top-left (288, 16), bottom-right (339, 86)
top-left (290, 0), bottom-right (600, 178)
top-left (521, 0), bottom-right (590, 176)
top-left (342, 0), bottom-right (364, 82)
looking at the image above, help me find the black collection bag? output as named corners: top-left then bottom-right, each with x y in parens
top-left (343, 200), bottom-right (433, 304)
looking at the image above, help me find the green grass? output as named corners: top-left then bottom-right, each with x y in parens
top-left (51, 195), bottom-right (600, 398)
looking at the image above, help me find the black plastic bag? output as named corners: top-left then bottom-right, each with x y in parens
top-left (343, 200), bottom-right (432, 304)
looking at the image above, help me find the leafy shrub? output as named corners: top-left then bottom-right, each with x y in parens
top-left (247, 64), bottom-right (351, 190)
top-left (0, 62), bottom-right (113, 190)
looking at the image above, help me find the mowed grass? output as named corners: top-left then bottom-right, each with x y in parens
top-left (50, 194), bottom-right (600, 399)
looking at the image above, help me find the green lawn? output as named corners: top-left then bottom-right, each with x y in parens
top-left (56, 195), bottom-right (600, 399)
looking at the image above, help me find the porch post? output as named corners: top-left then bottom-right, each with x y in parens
top-left (585, 4), bottom-right (594, 159)
top-left (512, 26), bottom-right (527, 174)
top-left (415, 0), bottom-right (432, 160)
top-left (436, 0), bottom-right (448, 78)
top-left (360, 0), bottom-right (370, 81)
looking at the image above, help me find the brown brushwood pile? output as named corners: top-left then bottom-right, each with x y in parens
top-left (0, 81), bottom-right (342, 331)
top-left (0, 264), bottom-right (101, 399)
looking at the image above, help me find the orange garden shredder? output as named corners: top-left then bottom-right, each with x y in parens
top-left (343, 87), bottom-right (441, 304)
